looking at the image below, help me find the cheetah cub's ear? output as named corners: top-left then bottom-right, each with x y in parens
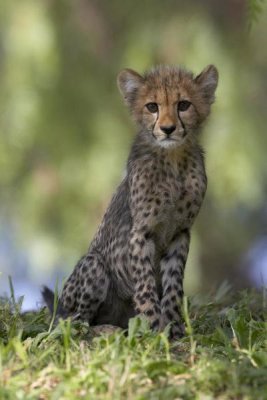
top-left (195, 65), bottom-right (219, 104)
top-left (117, 68), bottom-right (144, 106)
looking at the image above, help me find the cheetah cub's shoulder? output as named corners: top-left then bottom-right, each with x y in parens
top-left (42, 65), bottom-right (218, 339)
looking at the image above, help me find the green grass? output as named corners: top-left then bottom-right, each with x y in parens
top-left (0, 285), bottom-right (267, 400)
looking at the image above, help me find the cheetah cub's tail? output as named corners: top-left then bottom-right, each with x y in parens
top-left (41, 285), bottom-right (72, 321)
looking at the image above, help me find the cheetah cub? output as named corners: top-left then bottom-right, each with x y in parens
top-left (43, 64), bottom-right (218, 338)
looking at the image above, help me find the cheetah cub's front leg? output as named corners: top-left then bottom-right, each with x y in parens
top-left (160, 229), bottom-right (190, 338)
top-left (129, 228), bottom-right (161, 330)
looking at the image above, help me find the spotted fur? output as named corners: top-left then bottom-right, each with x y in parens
top-left (42, 64), bottom-right (218, 338)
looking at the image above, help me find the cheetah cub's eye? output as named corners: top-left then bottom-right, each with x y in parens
top-left (178, 100), bottom-right (191, 112)
top-left (146, 102), bottom-right (158, 113)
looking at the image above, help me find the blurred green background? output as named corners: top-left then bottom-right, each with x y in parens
top-left (0, 0), bottom-right (266, 309)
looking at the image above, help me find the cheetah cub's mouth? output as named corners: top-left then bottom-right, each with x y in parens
top-left (117, 64), bottom-right (218, 149)
top-left (156, 135), bottom-right (186, 149)
top-left (159, 136), bottom-right (180, 148)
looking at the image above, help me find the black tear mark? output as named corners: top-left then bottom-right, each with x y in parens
top-left (164, 82), bottom-right (169, 106)
top-left (178, 113), bottom-right (187, 137)
top-left (152, 111), bottom-right (159, 138)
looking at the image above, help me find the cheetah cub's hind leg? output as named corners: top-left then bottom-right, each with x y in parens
top-left (42, 255), bottom-right (85, 321)
top-left (43, 253), bottom-right (110, 325)
top-left (160, 229), bottom-right (190, 338)
top-left (61, 252), bottom-right (110, 323)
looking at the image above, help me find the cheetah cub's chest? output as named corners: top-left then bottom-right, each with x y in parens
top-left (154, 154), bottom-right (207, 246)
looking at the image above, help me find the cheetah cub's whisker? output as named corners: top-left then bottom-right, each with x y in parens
top-left (42, 64), bottom-right (218, 339)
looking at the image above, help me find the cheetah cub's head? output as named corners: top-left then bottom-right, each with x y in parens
top-left (117, 65), bottom-right (218, 148)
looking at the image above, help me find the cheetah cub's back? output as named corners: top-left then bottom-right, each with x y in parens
top-left (42, 64), bottom-right (218, 339)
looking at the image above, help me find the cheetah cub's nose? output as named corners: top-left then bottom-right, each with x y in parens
top-left (160, 125), bottom-right (176, 135)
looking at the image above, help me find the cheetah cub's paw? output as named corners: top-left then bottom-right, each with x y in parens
top-left (160, 316), bottom-right (185, 340)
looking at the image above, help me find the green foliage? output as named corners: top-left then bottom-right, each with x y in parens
top-left (247, 0), bottom-right (266, 30)
top-left (0, 289), bottom-right (266, 399)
